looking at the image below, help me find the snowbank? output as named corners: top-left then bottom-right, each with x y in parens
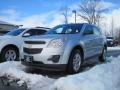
top-left (52, 56), bottom-right (120, 90)
top-left (0, 56), bottom-right (120, 90)
top-left (108, 46), bottom-right (120, 51)
top-left (0, 61), bottom-right (54, 89)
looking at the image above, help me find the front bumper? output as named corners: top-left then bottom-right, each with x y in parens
top-left (22, 46), bottom-right (67, 64)
top-left (21, 60), bottom-right (67, 71)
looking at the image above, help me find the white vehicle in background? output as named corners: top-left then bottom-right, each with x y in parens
top-left (0, 27), bottom-right (49, 62)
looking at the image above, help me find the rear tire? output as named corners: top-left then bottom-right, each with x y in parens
top-left (1, 47), bottom-right (19, 62)
top-left (67, 49), bottom-right (83, 74)
top-left (99, 47), bottom-right (107, 62)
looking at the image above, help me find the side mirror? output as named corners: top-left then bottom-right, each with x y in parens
top-left (23, 33), bottom-right (30, 37)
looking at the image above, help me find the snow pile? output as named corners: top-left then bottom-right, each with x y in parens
top-left (108, 46), bottom-right (120, 51)
top-left (0, 61), bottom-right (54, 89)
top-left (52, 56), bottom-right (120, 90)
top-left (0, 56), bottom-right (120, 90)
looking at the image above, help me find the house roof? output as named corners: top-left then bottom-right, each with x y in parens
top-left (0, 21), bottom-right (17, 26)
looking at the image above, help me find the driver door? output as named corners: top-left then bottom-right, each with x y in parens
top-left (82, 25), bottom-right (96, 58)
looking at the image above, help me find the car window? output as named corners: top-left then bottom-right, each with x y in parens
top-left (83, 25), bottom-right (94, 35)
top-left (46, 24), bottom-right (83, 34)
top-left (61, 26), bottom-right (73, 34)
top-left (107, 37), bottom-right (114, 39)
top-left (55, 27), bottom-right (63, 34)
top-left (24, 29), bottom-right (36, 36)
top-left (6, 29), bottom-right (25, 36)
top-left (70, 25), bottom-right (82, 34)
top-left (93, 27), bottom-right (101, 36)
top-left (36, 29), bottom-right (46, 35)
top-left (23, 29), bottom-right (46, 37)
top-left (63, 25), bottom-right (81, 34)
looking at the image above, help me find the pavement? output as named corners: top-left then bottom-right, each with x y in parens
top-left (0, 47), bottom-right (120, 90)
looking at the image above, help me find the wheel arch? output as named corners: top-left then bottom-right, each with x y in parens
top-left (1, 44), bottom-right (19, 55)
top-left (69, 45), bottom-right (84, 61)
top-left (67, 45), bottom-right (84, 73)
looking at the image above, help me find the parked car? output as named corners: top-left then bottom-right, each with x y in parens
top-left (0, 27), bottom-right (49, 62)
top-left (107, 36), bottom-right (118, 47)
top-left (22, 23), bottom-right (107, 74)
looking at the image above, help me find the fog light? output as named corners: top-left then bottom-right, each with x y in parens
top-left (48, 55), bottom-right (60, 63)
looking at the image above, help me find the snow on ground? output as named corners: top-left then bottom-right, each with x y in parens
top-left (0, 56), bottom-right (120, 90)
top-left (107, 45), bottom-right (120, 51)
top-left (52, 56), bottom-right (120, 90)
top-left (0, 61), bottom-right (55, 90)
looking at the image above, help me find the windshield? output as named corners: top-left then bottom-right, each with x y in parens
top-left (46, 24), bottom-right (83, 34)
top-left (5, 29), bottom-right (25, 36)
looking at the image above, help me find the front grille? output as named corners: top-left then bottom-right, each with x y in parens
top-left (24, 41), bottom-right (46, 44)
top-left (24, 47), bottom-right (42, 54)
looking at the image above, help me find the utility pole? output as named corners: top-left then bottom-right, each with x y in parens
top-left (111, 16), bottom-right (114, 37)
top-left (72, 10), bottom-right (77, 23)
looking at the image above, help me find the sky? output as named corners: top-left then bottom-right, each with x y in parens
top-left (0, 0), bottom-right (81, 15)
top-left (0, 0), bottom-right (120, 29)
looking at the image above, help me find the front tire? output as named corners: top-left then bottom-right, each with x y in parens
top-left (1, 47), bottom-right (19, 62)
top-left (67, 49), bottom-right (82, 74)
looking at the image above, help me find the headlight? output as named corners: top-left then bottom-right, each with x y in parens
top-left (47, 38), bottom-right (65, 48)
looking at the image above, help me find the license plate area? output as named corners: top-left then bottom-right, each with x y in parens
top-left (24, 55), bottom-right (33, 62)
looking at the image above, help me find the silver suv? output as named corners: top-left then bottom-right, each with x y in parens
top-left (22, 23), bottom-right (107, 74)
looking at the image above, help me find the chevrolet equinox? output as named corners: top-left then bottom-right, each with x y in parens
top-left (22, 23), bottom-right (107, 74)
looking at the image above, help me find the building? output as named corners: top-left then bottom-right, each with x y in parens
top-left (0, 21), bottom-right (19, 35)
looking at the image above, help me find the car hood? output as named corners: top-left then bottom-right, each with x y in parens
top-left (0, 35), bottom-right (13, 40)
top-left (26, 34), bottom-right (70, 40)
top-left (24, 34), bottom-right (73, 44)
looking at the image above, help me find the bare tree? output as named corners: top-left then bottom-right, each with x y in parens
top-left (78, 0), bottom-right (106, 26)
top-left (60, 6), bottom-right (70, 24)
